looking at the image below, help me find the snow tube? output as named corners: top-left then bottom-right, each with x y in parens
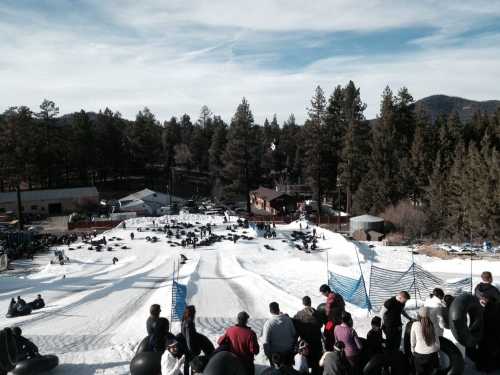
top-left (363, 350), bottom-right (408, 375)
top-left (449, 293), bottom-right (484, 347)
top-left (404, 322), bottom-right (464, 375)
top-left (6, 305), bottom-right (32, 318)
top-left (11, 355), bottom-right (59, 375)
top-left (199, 333), bottom-right (215, 356)
top-left (130, 352), bottom-right (161, 375)
top-left (316, 303), bottom-right (327, 324)
top-left (203, 351), bottom-right (246, 375)
top-left (436, 337), bottom-right (465, 375)
top-left (0, 328), bottom-right (17, 372)
top-left (135, 337), bottom-right (149, 355)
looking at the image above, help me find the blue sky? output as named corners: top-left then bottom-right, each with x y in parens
top-left (1, 1), bottom-right (500, 122)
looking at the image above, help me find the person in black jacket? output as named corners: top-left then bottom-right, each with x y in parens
top-left (147, 304), bottom-right (161, 335)
top-left (293, 296), bottom-right (323, 375)
top-left (148, 317), bottom-right (175, 354)
top-left (12, 327), bottom-right (39, 361)
top-left (382, 291), bottom-right (411, 350)
top-left (366, 316), bottom-right (384, 357)
top-left (30, 294), bottom-right (45, 309)
top-left (474, 271), bottom-right (500, 303)
top-left (181, 305), bottom-right (201, 375)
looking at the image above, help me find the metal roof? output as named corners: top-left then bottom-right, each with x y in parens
top-left (0, 187), bottom-right (99, 204)
top-left (251, 186), bottom-right (290, 201)
top-left (350, 214), bottom-right (384, 222)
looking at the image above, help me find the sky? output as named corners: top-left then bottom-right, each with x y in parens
top-left (1, 0), bottom-right (500, 123)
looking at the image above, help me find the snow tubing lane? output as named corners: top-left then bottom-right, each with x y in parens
top-left (135, 337), bottom-right (149, 355)
top-left (404, 321), bottom-right (465, 375)
top-left (0, 328), bottom-right (17, 372)
top-left (449, 293), bottom-right (484, 348)
top-left (11, 355), bottom-right (59, 375)
top-left (363, 350), bottom-right (408, 375)
top-left (130, 352), bottom-right (162, 375)
top-left (203, 351), bottom-right (246, 375)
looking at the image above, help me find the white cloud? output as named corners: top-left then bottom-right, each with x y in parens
top-left (1, 1), bottom-right (500, 123)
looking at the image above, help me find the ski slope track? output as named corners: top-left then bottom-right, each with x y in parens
top-left (1, 215), bottom-right (499, 374)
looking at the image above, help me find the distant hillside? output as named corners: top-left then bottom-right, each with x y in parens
top-left (413, 95), bottom-right (500, 123)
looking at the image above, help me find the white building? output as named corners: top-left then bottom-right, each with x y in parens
top-left (0, 187), bottom-right (99, 215)
top-left (118, 189), bottom-right (184, 215)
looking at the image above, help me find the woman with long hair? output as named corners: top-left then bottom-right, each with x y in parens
top-left (410, 306), bottom-right (440, 375)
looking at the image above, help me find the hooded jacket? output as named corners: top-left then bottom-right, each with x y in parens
top-left (474, 283), bottom-right (500, 303)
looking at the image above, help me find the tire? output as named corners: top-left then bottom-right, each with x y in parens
top-left (11, 354), bottom-right (59, 375)
top-left (363, 350), bottom-right (408, 375)
top-left (436, 337), bottom-right (464, 375)
top-left (0, 328), bottom-right (17, 372)
top-left (404, 322), bottom-right (464, 375)
top-left (449, 293), bottom-right (484, 348)
top-left (203, 351), bottom-right (247, 375)
top-left (135, 337), bottom-right (150, 355)
top-left (198, 333), bottom-right (215, 356)
top-left (130, 352), bottom-right (162, 375)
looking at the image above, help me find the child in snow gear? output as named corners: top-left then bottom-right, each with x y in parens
top-left (319, 341), bottom-right (351, 375)
top-left (366, 316), bottom-right (384, 357)
top-left (382, 291), bottom-right (411, 350)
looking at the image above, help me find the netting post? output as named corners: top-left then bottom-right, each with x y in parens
top-left (470, 251), bottom-right (473, 294)
top-left (411, 251), bottom-right (417, 309)
top-left (326, 251), bottom-right (329, 284)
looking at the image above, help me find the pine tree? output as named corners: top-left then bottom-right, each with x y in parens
top-left (337, 81), bottom-right (368, 213)
top-left (355, 86), bottom-right (399, 214)
top-left (303, 86), bottom-right (327, 213)
top-left (222, 98), bottom-right (260, 213)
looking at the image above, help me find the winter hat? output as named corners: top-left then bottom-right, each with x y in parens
top-left (150, 304), bottom-right (161, 316)
top-left (418, 306), bottom-right (429, 318)
top-left (166, 339), bottom-right (178, 348)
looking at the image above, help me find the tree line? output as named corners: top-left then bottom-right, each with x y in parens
top-left (0, 82), bottom-right (499, 240)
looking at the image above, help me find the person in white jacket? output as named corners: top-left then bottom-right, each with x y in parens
top-left (411, 306), bottom-right (440, 375)
top-left (161, 339), bottom-right (185, 375)
top-left (423, 288), bottom-right (445, 336)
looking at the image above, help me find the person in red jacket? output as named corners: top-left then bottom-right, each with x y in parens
top-left (320, 284), bottom-right (345, 350)
top-left (218, 311), bottom-right (260, 375)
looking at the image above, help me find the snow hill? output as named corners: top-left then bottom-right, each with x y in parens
top-left (1, 214), bottom-right (498, 374)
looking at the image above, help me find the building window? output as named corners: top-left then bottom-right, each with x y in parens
top-left (31, 205), bottom-right (38, 210)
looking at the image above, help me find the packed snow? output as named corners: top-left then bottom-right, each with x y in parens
top-left (1, 214), bottom-right (499, 374)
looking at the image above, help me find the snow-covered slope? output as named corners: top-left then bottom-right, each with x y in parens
top-left (1, 216), bottom-right (498, 374)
